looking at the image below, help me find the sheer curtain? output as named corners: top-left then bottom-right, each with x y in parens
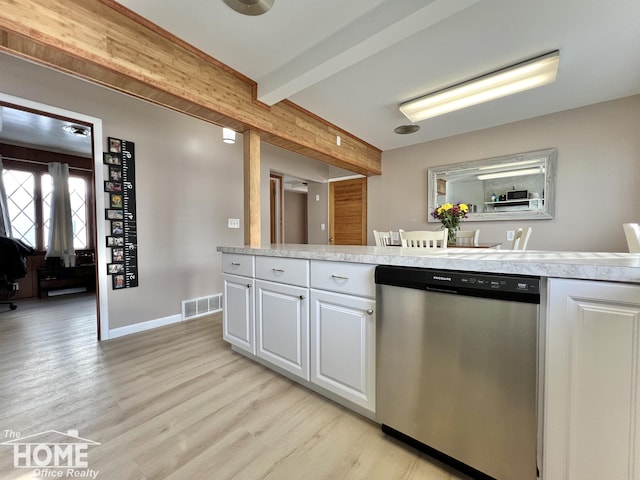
top-left (0, 157), bottom-right (12, 237)
top-left (46, 162), bottom-right (75, 265)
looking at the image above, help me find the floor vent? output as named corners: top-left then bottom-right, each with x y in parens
top-left (181, 293), bottom-right (222, 321)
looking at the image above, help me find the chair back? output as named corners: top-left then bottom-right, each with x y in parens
top-left (455, 229), bottom-right (480, 247)
top-left (623, 223), bottom-right (640, 253)
top-left (373, 230), bottom-right (392, 247)
top-left (512, 227), bottom-right (532, 250)
top-left (400, 230), bottom-right (448, 249)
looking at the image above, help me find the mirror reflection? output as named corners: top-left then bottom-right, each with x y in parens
top-left (428, 148), bottom-right (556, 222)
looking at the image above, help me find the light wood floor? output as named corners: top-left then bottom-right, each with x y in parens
top-left (0, 295), bottom-right (469, 480)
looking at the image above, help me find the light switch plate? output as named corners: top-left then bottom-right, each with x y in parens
top-left (228, 218), bottom-right (240, 229)
top-left (506, 230), bottom-right (515, 241)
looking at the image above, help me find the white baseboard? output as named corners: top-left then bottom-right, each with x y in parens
top-left (108, 313), bottom-right (182, 339)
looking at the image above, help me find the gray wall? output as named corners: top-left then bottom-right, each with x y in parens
top-left (369, 95), bottom-right (640, 252)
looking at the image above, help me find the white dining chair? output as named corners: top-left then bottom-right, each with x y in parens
top-left (400, 230), bottom-right (448, 249)
top-left (455, 229), bottom-right (480, 247)
top-left (512, 227), bottom-right (532, 250)
top-left (623, 223), bottom-right (640, 253)
top-left (373, 230), bottom-right (393, 246)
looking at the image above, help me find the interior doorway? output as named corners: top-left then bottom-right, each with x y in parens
top-left (0, 92), bottom-right (106, 339)
top-left (270, 172), bottom-right (310, 245)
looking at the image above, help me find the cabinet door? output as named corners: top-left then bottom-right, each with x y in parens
top-left (310, 289), bottom-right (375, 412)
top-left (544, 278), bottom-right (640, 480)
top-left (222, 273), bottom-right (255, 355)
top-left (255, 280), bottom-right (309, 380)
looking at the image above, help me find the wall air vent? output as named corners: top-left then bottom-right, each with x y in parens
top-left (181, 293), bottom-right (222, 321)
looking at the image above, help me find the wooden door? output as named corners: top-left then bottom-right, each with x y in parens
top-left (329, 178), bottom-right (367, 245)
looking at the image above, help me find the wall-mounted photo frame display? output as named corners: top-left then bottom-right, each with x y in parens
top-left (105, 209), bottom-right (124, 220)
top-left (108, 137), bottom-right (122, 153)
top-left (106, 236), bottom-right (124, 247)
top-left (112, 274), bottom-right (125, 289)
top-left (109, 166), bottom-right (122, 181)
top-left (111, 247), bottom-right (124, 262)
top-left (104, 181), bottom-right (122, 193)
top-left (111, 221), bottom-right (124, 235)
top-left (105, 136), bottom-right (138, 290)
top-left (103, 152), bottom-right (121, 165)
top-left (109, 193), bottom-right (123, 209)
top-left (107, 263), bottom-right (125, 275)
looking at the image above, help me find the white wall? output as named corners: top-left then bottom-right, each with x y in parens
top-left (369, 95), bottom-right (640, 252)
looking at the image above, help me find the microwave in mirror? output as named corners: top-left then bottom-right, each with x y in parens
top-left (428, 148), bottom-right (556, 222)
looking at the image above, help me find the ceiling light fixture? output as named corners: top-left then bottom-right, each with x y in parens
top-left (477, 167), bottom-right (543, 181)
top-left (62, 125), bottom-right (90, 137)
top-left (222, 128), bottom-right (236, 144)
top-left (399, 50), bottom-right (560, 122)
top-left (223, 0), bottom-right (274, 16)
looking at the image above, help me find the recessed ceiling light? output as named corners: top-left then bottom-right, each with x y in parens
top-left (223, 0), bottom-right (274, 16)
top-left (62, 125), bottom-right (90, 137)
top-left (394, 125), bottom-right (420, 135)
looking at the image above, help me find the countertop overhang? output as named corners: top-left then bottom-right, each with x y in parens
top-left (217, 244), bottom-right (640, 284)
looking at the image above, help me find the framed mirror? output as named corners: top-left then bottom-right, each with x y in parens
top-left (428, 148), bottom-right (556, 222)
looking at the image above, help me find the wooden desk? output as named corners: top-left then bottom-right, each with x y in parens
top-left (37, 264), bottom-right (96, 298)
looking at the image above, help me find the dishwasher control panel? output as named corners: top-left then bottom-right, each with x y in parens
top-left (375, 266), bottom-right (540, 302)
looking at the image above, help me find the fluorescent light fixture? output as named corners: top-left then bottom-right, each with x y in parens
top-left (477, 167), bottom-right (543, 181)
top-left (400, 51), bottom-right (560, 122)
top-left (222, 128), bottom-right (236, 144)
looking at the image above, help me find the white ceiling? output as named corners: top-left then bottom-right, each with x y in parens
top-left (1, 0), bottom-right (639, 157)
top-left (114, 0), bottom-right (640, 151)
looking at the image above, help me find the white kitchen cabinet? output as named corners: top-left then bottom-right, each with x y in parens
top-left (310, 289), bottom-right (375, 411)
top-left (222, 273), bottom-right (255, 355)
top-left (310, 260), bottom-right (376, 413)
top-left (544, 278), bottom-right (640, 480)
top-left (221, 253), bottom-right (255, 354)
top-left (255, 279), bottom-right (309, 380)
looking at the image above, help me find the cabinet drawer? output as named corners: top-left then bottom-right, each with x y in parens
top-left (310, 261), bottom-right (375, 298)
top-left (221, 253), bottom-right (254, 277)
top-left (255, 256), bottom-right (309, 287)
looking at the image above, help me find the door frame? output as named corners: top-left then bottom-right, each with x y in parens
top-left (269, 173), bottom-right (283, 244)
top-left (0, 92), bottom-right (109, 340)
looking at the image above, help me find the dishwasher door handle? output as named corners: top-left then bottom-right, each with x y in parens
top-left (425, 286), bottom-right (458, 295)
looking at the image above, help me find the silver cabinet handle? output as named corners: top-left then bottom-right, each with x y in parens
top-left (231, 262), bottom-right (241, 266)
top-left (299, 295), bottom-right (306, 300)
top-left (272, 268), bottom-right (285, 273)
top-left (366, 309), bottom-right (374, 315)
top-left (331, 274), bottom-right (350, 280)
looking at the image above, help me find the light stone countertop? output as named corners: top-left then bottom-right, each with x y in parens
top-left (217, 244), bottom-right (640, 284)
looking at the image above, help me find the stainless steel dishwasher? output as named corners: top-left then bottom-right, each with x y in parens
top-left (375, 266), bottom-right (540, 480)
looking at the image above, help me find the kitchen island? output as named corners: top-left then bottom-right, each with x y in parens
top-left (217, 244), bottom-right (640, 480)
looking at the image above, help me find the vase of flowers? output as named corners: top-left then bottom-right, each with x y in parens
top-left (431, 202), bottom-right (469, 245)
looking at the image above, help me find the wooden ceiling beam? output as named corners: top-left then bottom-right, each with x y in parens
top-left (0, 0), bottom-right (381, 176)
